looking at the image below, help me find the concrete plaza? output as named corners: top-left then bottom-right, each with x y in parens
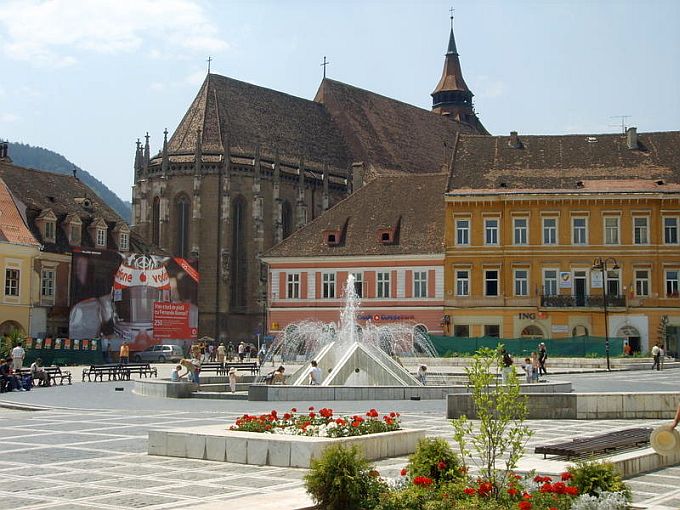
top-left (1, 366), bottom-right (679, 509)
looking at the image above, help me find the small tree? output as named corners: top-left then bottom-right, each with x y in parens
top-left (451, 346), bottom-right (533, 496)
top-left (0, 329), bottom-right (24, 357)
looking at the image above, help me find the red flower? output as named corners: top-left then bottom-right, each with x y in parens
top-left (552, 482), bottom-right (567, 494)
top-left (400, 468), bottom-right (407, 476)
top-left (351, 420), bottom-right (361, 427)
top-left (437, 461), bottom-right (447, 470)
top-left (565, 486), bottom-right (579, 496)
top-left (464, 488), bottom-right (476, 495)
top-left (390, 412), bottom-right (397, 417)
top-left (309, 412), bottom-right (316, 419)
top-left (549, 508), bottom-right (559, 510)
top-left (308, 406), bottom-right (315, 411)
top-left (335, 418), bottom-right (346, 426)
top-left (539, 483), bottom-right (553, 493)
top-left (367, 409), bottom-right (379, 418)
top-left (522, 493), bottom-right (532, 500)
top-left (291, 408), bottom-right (297, 412)
top-left (319, 408), bottom-right (333, 418)
top-left (518, 501), bottom-right (532, 510)
top-left (413, 476), bottom-right (433, 486)
top-left (477, 482), bottom-right (493, 496)
top-left (270, 410), bottom-right (278, 418)
top-left (560, 472), bottom-right (572, 481)
top-left (508, 488), bottom-right (519, 497)
top-left (283, 413), bottom-right (291, 420)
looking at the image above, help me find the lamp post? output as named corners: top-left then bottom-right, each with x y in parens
top-left (592, 257), bottom-right (619, 372)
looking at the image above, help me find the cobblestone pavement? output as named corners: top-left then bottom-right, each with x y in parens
top-left (1, 372), bottom-right (679, 509)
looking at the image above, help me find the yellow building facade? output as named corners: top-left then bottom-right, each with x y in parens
top-left (444, 181), bottom-right (680, 355)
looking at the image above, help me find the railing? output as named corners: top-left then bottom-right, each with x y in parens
top-left (540, 294), bottom-right (626, 308)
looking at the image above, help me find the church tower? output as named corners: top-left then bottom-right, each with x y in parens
top-left (431, 15), bottom-right (488, 134)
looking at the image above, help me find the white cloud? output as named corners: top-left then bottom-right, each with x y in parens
top-left (0, 0), bottom-right (228, 67)
top-left (473, 75), bottom-right (506, 99)
top-left (185, 69), bottom-right (207, 86)
top-left (0, 113), bottom-right (19, 123)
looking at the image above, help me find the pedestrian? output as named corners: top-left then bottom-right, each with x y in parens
top-left (208, 343), bottom-right (215, 362)
top-left (417, 364), bottom-right (427, 385)
top-left (651, 343), bottom-right (661, 371)
top-left (11, 342), bottom-right (25, 370)
top-left (523, 357), bottom-right (533, 384)
top-left (228, 367), bottom-right (237, 393)
top-left (119, 341), bottom-right (130, 365)
top-left (217, 343), bottom-right (226, 364)
top-left (538, 343), bottom-right (548, 375)
top-left (30, 358), bottom-right (50, 387)
top-left (238, 341), bottom-right (245, 362)
top-left (308, 360), bottom-right (322, 385)
top-left (258, 344), bottom-right (267, 366)
top-left (531, 352), bottom-right (540, 383)
top-left (501, 349), bottom-right (514, 384)
top-left (227, 342), bottom-right (235, 361)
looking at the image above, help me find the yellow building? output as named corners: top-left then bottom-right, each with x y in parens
top-left (444, 130), bottom-right (680, 355)
top-left (0, 177), bottom-right (40, 336)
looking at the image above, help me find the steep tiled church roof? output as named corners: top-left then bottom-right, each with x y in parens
top-left (448, 131), bottom-right (680, 191)
top-left (264, 173), bottom-right (447, 258)
top-left (166, 74), bottom-right (353, 170)
top-left (0, 177), bottom-right (39, 246)
top-left (315, 79), bottom-right (480, 175)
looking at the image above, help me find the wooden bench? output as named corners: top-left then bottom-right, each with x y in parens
top-left (82, 363), bottom-right (157, 382)
top-left (198, 362), bottom-right (227, 376)
top-left (534, 427), bottom-right (652, 459)
top-left (224, 361), bottom-right (259, 375)
top-left (44, 366), bottom-right (72, 385)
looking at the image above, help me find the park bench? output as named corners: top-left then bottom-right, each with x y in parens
top-left (15, 366), bottom-right (72, 386)
top-left (82, 363), bottom-right (157, 382)
top-left (534, 427), bottom-right (652, 459)
top-left (198, 362), bottom-right (227, 375)
top-left (224, 361), bottom-right (259, 375)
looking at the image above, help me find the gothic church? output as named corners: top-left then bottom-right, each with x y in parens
top-left (131, 23), bottom-right (486, 341)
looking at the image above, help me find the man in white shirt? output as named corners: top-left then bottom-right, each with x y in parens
top-left (11, 343), bottom-right (25, 370)
top-left (308, 360), bottom-right (322, 385)
top-left (651, 344), bottom-right (661, 371)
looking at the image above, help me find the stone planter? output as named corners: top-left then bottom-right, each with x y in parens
top-left (149, 425), bottom-right (426, 468)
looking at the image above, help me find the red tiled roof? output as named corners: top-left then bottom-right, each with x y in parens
top-left (0, 177), bottom-right (39, 246)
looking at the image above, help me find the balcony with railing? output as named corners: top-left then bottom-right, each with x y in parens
top-left (540, 294), bottom-right (626, 308)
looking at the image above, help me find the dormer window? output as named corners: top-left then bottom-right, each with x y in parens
top-left (119, 231), bottom-right (129, 251)
top-left (323, 229), bottom-right (341, 246)
top-left (376, 226), bottom-right (397, 245)
top-left (44, 221), bottom-right (55, 242)
top-left (96, 227), bottom-right (107, 247)
top-left (63, 213), bottom-right (82, 246)
top-left (71, 224), bottom-right (81, 244)
top-left (36, 208), bottom-right (58, 243)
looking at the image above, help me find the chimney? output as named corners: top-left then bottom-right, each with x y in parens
top-left (351, 162), bottom-right (365, 190)
top-left (508, 131), bottom-right (522, 149)
top-left (626, 127), bottom-right (639, 150)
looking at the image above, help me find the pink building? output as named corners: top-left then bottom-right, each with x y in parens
top-left (262, 174), bottom-right (448, 338)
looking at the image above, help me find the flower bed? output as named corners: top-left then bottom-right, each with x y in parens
top-left (230, 406), bottom-right (401, 437)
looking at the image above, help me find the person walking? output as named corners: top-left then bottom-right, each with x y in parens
top-left (217, 343), bottom-right (226, 364)
top-left (119, 341), bottom-right (130, 365)
top-left (11, 342), bottom-right (25, 370)
top-left (228, 367), bottom-right (237, 393)
top-left (238, 341), bottom-right (245, 362)
top-left (538, 343), bottom-right (548, 375)
top-left (651, 343), bottom-right (661, 371)
top-left (523, 357), bottom-right (533, 384)
top-left (501, 349), bottom-right (514, 384)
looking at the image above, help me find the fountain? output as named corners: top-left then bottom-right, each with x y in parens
top-left (262, 275), bottom-right (439, 386)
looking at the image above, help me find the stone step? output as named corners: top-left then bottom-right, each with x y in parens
top-left (191, 391), bottom-right (249, 400)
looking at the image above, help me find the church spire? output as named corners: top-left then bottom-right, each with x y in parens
top-left (431, 11), bottom-right (486, 133)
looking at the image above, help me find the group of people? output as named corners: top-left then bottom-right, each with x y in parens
top-left (501, 343), bottom-right (549, 384)
top-left (0, 344), bottom-right (52, 392)
top-left (651, 343), bottom-right (666, 371)
top-left (189, 340), bottom-right (267, 366)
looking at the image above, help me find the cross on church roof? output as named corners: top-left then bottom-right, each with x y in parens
top-left (449, 6), bottom-right (455, 28)
top-left (321, 56), bottom-right (330, 78)
top-left (207, 56), bottom-right (212, 73)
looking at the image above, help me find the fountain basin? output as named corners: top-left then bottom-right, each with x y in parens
top-left (148, 425), bottom-right (426, 467)
top-left (248, 381), bottom-right (572, 401)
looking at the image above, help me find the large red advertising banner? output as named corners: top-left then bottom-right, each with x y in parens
top-left (153, 302), bottom-right (197, 340)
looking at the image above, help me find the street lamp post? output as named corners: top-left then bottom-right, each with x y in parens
top-left (592, 257), bottom-right (619, 372)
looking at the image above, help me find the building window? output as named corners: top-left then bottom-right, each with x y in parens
top-left (286, 273), bottom-right (300, 299)
top-left (413, 271), bottom-right (427, 298)
top-left (176, 196), bottom-right (191, 258)
top-left (606, 269), bottom-right (620, 297)
top-left (484, 324), bottom-right (500, 338)
top-left (377, 271), bottom-right (390, 298)
top-left (230, 196), bottom-right (248, 310)
top-left (455, 270), bottom-right (470, 296)
top-left (664, 217), bottom-right (679, 244)
top-left (635, 270), bottom-right (649, 297)
top-left (322, 273), bottom-right (336, 299)
top-left (151, 196), bottom-right (160, 245)
top-left (633, 217), bottom-right (649, 245)
top-left (282, 200), bottom-right (293, 240)
top-left (513, 218), bottom-right (528, 245)
top-left (572, 217), bottom-right (587, 245)
top-left (666, 270), bottom-right (679, 297)
top-left (44, 221), bottom-right (56, 242)
top-left (543, 269), bottom-right (558, 296)
top-left (604, 216), bottom-right (620, 245)
top-left (96, 227), bottom-right (107, 247)
top-left (484, 269), bottom-right (499, 296)
top-left (456, 219), bottom-right (470, 245)
top-left (484, 219), bottom-right (499, 245)
top-left (542, 217), bottom-right (557, 245)
top-left (514, 269), bottom-right (528, 296)
top-left (70, 224), bottom-right (81, 245)
top-left (352, 272), bottom-right (363, 297)
top-left (4, 268), bottom-right (19, 296)
top-left (453, 324), bottom-right (469, 337)
top-left (119, 232), bottom-right (129, 251)
top-left (41, 269), bottom-right (55, 300)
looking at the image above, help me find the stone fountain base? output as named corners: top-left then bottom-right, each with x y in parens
top-left (248, 381), bottom-right (572, 401)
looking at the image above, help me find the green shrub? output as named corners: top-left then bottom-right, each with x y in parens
top-left (567, 459), bottom-right (631, 500)
top-left (406, 437), bottom-right (463, 485)
top-left (304, 444), bottom-right (387, 510)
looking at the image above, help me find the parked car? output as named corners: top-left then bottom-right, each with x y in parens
top-left (132, 344), bottom-right (183, 363)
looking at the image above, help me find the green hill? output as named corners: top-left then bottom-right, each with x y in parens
top-left (5, 141), bottom-right (132, 222)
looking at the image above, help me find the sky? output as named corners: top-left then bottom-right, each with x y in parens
top-left (0, 0), bottom-right (678, 202)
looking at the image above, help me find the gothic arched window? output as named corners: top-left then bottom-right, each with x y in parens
top-left (230, 196), bottom-right (248, 310)
top-left (282, 200), bottom-right (293, 240)
top-left (175, 195), bottom-right (191, 258)
top-left (151, 197), bottom-right (161, 245)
